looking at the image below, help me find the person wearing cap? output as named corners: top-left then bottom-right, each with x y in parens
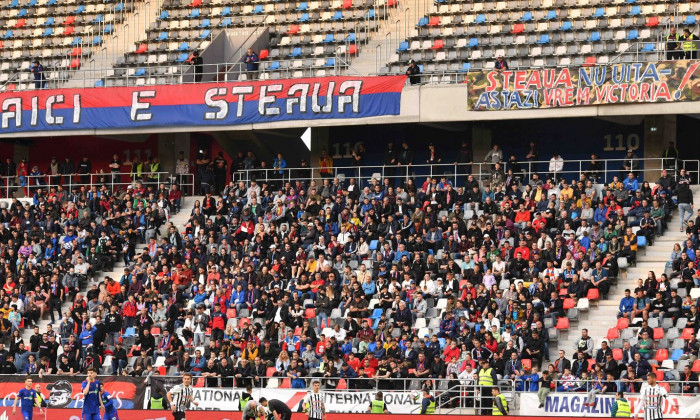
top-left (622, 149), bottom-right (639, 177)
top-left (478, 359), bottom-right (498, 415)
top-left (406, 59), bottom-right (421, 85)
top-left (186, 50), bottom-right (204, 82)
top-left (29, 60), bottom-right (47, 89)
top-left (494, 55), bottom-right (509, 72)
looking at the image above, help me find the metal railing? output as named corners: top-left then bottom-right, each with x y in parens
top-left (0, 171), bottom-right (195, 198)
top-left (230, 158), bottom-right (700, 190)
top-left (545, 378), bottom-right (697, 396)
top-left (612, 40), bottom-right (693, 64)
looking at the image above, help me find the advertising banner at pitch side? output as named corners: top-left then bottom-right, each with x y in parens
top-left (520, 393), bottom-right (700, 418)
top-left (149, 378), bottom-right (423, 413)
top-left (467, 60), bottom-right (700, 110)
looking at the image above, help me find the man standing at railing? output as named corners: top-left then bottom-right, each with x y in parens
top-left (60, 156), bottom-right (75, 187)
top-left (1, 157), bottom-right (15, 197)
top-left (78, 156), bottom-right (91, 186)
top-left (318, 150), bottom-right (333, 179)
top-left (666, 27), bottom-right (682, 60)
top-left (243, 48), bottom-right (259, 80)
top-left (682, 28), bottom-right (698, 60)
top-left (29, 60), bottom-right (47, 89)
top-left (187, 51), bottom-right (204, 83)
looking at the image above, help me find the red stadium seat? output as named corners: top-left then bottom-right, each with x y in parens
top-left (336, 379), bottom-right (347, 389)
top-left (288, 24), bottom-right (300, 34)
top-left (69, 59), bottom-right (80, 69)
top-left (612, 349), bottom-right (623, 361)
top-left (586, 288), bottom-right (599, 301)
top-left (428, 16), bottom-right (440, 26)
top-left (511, 23), bottom-right (524, 34)
top-left (555, 317), bottom-right (569, 330)
top-left (587, 359), bottom-right (595, 371)
top-left (304, 308), bottom-right (316, 318)
top-left (682, 328), bottom-right (694, 340)
top-left (606, 328), bottom-right (620, 340)
top-left (64, 16), bottom-right (75, 25)
top-left (432, 39), bottom-right (444, 49)
top-left (341, 0), bottom-right (352, 8)
top-left (583, 56), bottom-right (596, 67)
top-left (655, 349), bottom-right (668, 362)
top-left (64, 26), bottom-right (74, 35)
top-left (226, 308), bottom-right (236, 318)
top-left (659, 382), bottom-right (670, 392)
top-left (616, 318), bottom-right (629, 330)
top-left (645, 16), bottom-right (658, 27)
top-left (293, 326), bottom-right (302, 336)
top-left (190, 0), bottom-right (201, 7)
top-left (158, 366), bottom-right (166, 375)
top-left (151, 327), bottom-right (161, 336)
top-left (259, 49), bottom-right (269, 60)
top-left (655, 370), bottom-right (664, 381)
top-left (280, 378), bottom-right (291, 388)
top-left (692, 359), bottom-right (700, 373)
top-left (521, 358), bottom-right (532, 370)
top-left (563, 298), bottom-right (575, 310)
top-left (348, 44), bottom-right (357, 54)
top-left (266, 367), bottom-right (277, 377)
top-left (653, 328), bottom-right (664, 340)
top-left (14, 19), bottom-right (25, 28)
top-left (238, 318), bottom-right (249, 329)
top-left (70, 47), bottom-right (81, 56)
top-left (387, 0), bottom-right (396, 6)
top-left (559, 288), bottom-right (568, 296)
top-left (136, 43), bottom-right (147, 53)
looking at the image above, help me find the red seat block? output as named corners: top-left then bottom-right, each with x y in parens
top-left (511, 23), bottom-right (524, 34)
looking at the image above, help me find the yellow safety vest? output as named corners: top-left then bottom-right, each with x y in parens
top-left (492, 394), bottom-right (508, 416)
top-left (240, 396), bottom-right (250, 411)
top-left (150, 397), bottom-right (164, 410)
top-left (478, 368), bottom-right (494, 386)
top-left (131, 162), bottom-right (143, 179)
top-left (683, 35), bottom-right (697, 51)
top-left (424, 398), bottom-right (436, 414)
top-left (615, 399), bottom-right (631, 417)
top-left (371, 400), bottom-right (386, 414)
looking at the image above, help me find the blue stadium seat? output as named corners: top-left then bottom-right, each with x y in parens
top-left (94, 80), bottom-right (104, 87)
top-left (104, 24), bottom-right (114, 33)
top-left (46, 0), bottom-right (56, 6)
top-left (134, 68), bottom-right (146, 76)
top-left (290, 47), bottom-right (302, 57)
top-left (468, 37), bottom-right (478, 47)
top-left (475, 14), bottom-right (486, 23)
top-left (44, 17), bottom-right (54, 25)
top-left (220, 18), bottom-right (232, 26)
top-left (332, 11), bottom-right (343, 20)
top-left (397, 41), bottom-right (408, 51)
top-left (323, 33), bottom-right (334, 43)
top-left (641, 43), bottom-right (654, 52)
top-left (299, 13), bottom-right (309, 21)
top-left (42, 27), bottom-right (53, 36)
top-left (629, 6), bottom-right (641, 15)
top-left (116, 2), bottom-right (125, 11)
top-left (3, 30), bottom-right (13, 39)
top-left (459, 62), bottom-right (471, 72)
top-left (8, 0), bottom-right (19, 8)
top-left (592, 7), bottom-right (604, 17)
top-left (369, 240), bottom-right (378, 250)
top-left (200, 18), bottom-right (210, 27)
top-left (366, 9), bottom-right (375, 18)
top-left (188, 9), bottom-right (200, 18)
top-left (176, 53), bottom-right (189, 62)
top-left (93, 14), bottom-right (104, 23)
top-left (158, 31), bottom-right (169, 41)
top-left (545, 10), bottom-right (557, 19)
top-left (625, 0), bottom-right (636, 3)
top-left (298, 1), bottom-right (308, 10)
top-left (325, 58), bottom-right (335, 67)
top-left (158, 10), bottom-right (169, 19)
top-left (74, 4), bottom-right (85, 13)
top-left (346, 32), bottom-right (356, 42)
top-left (418, 64), bottom-right (424, 72)
top-left (221, 7), bottom-right (231, 16)
top-left (626, 30), bottom-right (638, 40)
top-left (17, 8), bottom-right (27, 17)
top-left (92, 35), bottom-right (102, 44)
top-left (417, 17), bottom-right (428, 26)
top-left (371, 308), bottom-right (383, 319)
top-left (27, 0), bottom-right (37, 6)
top-left (71, 36), bottom-right (81, 45)
top-left (589, 31), bottom-right (601, 41)
top-left (268, 61), bottom-right (280, 70)
top-left (253, 4), bottom-right (263, 13)
top-left (178, 42), bottom-right (189, 50)
top-left (561, 21), bottom-right (572, 30)
top-left (537, 34), bottom-right (549, 44)
top-left (521, 11), bottom-right (532, 21)
top-left (670, 349), bottom-right (684, 361)
top-left (199, 29), bottom-right (210, 38)
top-left (685, 16), bottom-right (697, 25)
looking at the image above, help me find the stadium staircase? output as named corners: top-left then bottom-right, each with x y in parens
top-left (551, 186), bottom-right (700, 360)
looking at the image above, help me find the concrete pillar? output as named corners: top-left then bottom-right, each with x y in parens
top-left (471, 125), bottom-right (492, 179)
top-left (643, 115), bottom-right (676, 181)
top-left (309, 127), bottom-right (329, 182)
top-left (158, 132), bottom-right (190, 173)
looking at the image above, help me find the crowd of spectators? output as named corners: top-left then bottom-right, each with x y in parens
top-left (0, 143), bottom-right (697, 409)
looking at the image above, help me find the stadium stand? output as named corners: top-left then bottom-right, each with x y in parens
top-left (382, 1), bottom-right (700, 76)
top-left (3, 142), bottom-right (699, 409)
top-left (0, 0), bottom-right (133, 91)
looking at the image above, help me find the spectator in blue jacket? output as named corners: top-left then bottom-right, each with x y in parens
top-left (243, 49), bottom-right (259, 72)
top-left (623, 172), bottom-right (639, 193)
top-left (618, 289), bottom-right (635, 318)
top-left (229, 284), bottom-right (246, 313)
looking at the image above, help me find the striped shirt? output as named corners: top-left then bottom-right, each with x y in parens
top-left (169, 383), bottom-right (193, 412)
top-left (639, 383), bottom-right (667, 420)
top-left (303, 391), bottom-right (325, 419)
